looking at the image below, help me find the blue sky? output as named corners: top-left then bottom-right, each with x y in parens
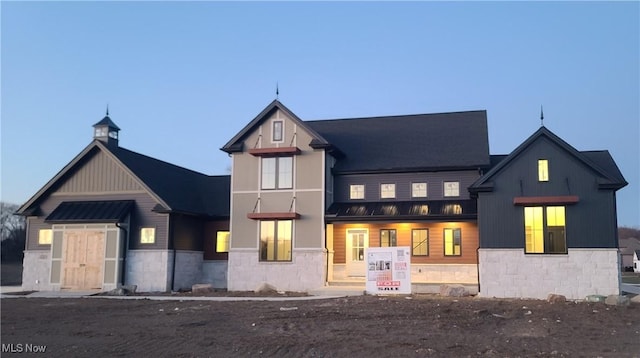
top-left (1, 1), bottom-right (638, 227)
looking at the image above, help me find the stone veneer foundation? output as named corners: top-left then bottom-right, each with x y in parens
top-left (22, 251), bottom-right (53, 291)
top-left (227, 249), bottom-right (326, 292)
top-left (125, 250), bottom-right (173, 292)
top-left (478, 248), bottom-right (620, 300)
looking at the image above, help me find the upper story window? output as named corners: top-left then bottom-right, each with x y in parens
top-left (524, 206), bottom-right (566, 254)
top-left (380, 183), bottom-right (396, 199)
top-left (350, 184), bottom-right (365, 199)
top-left (261, 157), bottom-right (293, 190)
top-left (444, 181), bottom-right (460, 197)
top-left (272, 120), bottom-right (284, 143)
top-left (538, 159), bottom-right (549, 182)
top-left (380, 229), bottom-right (397, 247)
top-left (412, 182), bottom-right (427, 198)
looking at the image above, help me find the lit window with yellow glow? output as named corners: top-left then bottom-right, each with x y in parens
top-left (538, 159), bottom-right (549, 182)
top-left (140, 227), bottom-right (155, 244)
top-left (38, 229), bottom-right (52, 245)
top-left (216, 231), bottom-right (230, 253)
top-left (444, 228), bottom-right (461, 256)
top-left (524, 206), bottom-right (566, 254)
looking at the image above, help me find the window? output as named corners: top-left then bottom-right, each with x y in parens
top-left (38, 229), bottom-right (52, 245)
top-left (444, 228), bottom-right (461, 256)
top-left (140, 227), bottom-right (155, 244)
top-left (444, 181), bottom-right (460, 197)
top-left (272, 120), bottom-right (284, 142)
top-left (538, 159), bottom-right (549, 182)
top-left (260, 220), bottom-right (292, 261)
top-left (524, 206), bottom-right (566, 254)
top-left (216, 231), bottom-right (230, 253)
top-left (350, 184), bottom-right (365, 199)
top-left (380, 184), bottom-right (396, 199)
top-left (412, 182), bottom-right (427, 198)
top-left (261, 157), bottom-right (293, 189)
top-left (412, 229), bottom-right (429, 256)
top-left (380, 229), bottom-right (397, 247)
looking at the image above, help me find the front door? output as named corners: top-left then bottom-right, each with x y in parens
top-left (346, 229), bottom-right (368, 277)
top-left (62, 230), bottom-right (105, 290)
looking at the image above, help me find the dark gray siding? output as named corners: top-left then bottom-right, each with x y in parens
top-left (172, 214), bottom-right (204, 251)
top-left (334, 170), bottom-right (481, 202)
top-left (479, 137), bottom-right (619, 249)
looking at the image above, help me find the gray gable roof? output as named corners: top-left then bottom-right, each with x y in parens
top-left (108, 146), bottom-right (230, 217)
top-left (470, 126), bottom-right (627, 192)
top-left (18, 141), bottom-right (230, 219)
top-left (307, 110), bottom-right (490, 173)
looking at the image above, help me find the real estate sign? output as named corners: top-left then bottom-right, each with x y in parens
top-left (365, 246), bottom-right (411, 294)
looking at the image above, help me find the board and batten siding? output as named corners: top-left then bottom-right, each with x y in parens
top-left (478, 137), bottom-right (619, 249)
top-left (334, 170), bottom-right (481, 202)
top-left (56, 149), bottom-right (143, 194)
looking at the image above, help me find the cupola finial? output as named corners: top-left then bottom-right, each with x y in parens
top-left (540, 105), bottom-right (544, 127)
top-left (106, 104), bottom-right (109, 117)
top-left (276, 82), bottom-right (279, 100)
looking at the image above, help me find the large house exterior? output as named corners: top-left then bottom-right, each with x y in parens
top-left (17, 114), bottom-right (230, 292)
top-left (18, 100), bottom-right (627, 300)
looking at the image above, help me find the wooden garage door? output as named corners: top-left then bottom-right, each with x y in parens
top-left (62, 231), bottom-right (105, 290)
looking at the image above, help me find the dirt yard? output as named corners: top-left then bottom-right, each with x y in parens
top-left (1, 294), bottom-right (639, 357)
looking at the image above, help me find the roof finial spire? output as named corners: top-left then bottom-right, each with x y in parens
top-left (540, 105), bottom-right (544, 127)
top-left (106, 104), bottom-right (110, 117)
top-left (276, 82), bottom-right (279, 100)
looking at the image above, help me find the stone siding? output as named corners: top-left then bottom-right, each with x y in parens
top-left (479, 248), bottom-right (620, 299)
top-left (22, 251), bottom-right (54, 291)
top-left (125, 250), bottom-right (172, 292)
top-left (172, 250), bottom-right (203, 291)
top-left (201, 260), bottom-right (228, 289)
top-left (227, 249), bottom-right (326, 292)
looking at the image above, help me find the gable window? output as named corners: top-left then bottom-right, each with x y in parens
top-left (524, 206), bottom-right (566, 254)
top-left (38, 229), bottom-right (52, 245)
top-left (272, 120), bottom-right (284, 143)
top-left (444, 228), bottom-right (461, 256)
top-left (538, 159), bottom-right (549, 182)
top-left (261, 157), bottom-right (293, 189)
top-left (260, 220), bottom-right (292, 261)
top-left (140, 227), bottom-right (155, 244)
top-left (412, 182), bottom-right (427, 198)
top-left (380, 184), bottom-right (396, 199)
top-left (380, 229), bottom-right (397, 247)
top-left (350, 184), bottom-right (365, 199)
top-left (412, 229), bottom-right (429, 256)
top-left (216, 231), bottom-right (230, 253)
top-left (444, 181), bottom-right (460, 197)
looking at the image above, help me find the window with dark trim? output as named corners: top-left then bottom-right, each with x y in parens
top-left (412, 229), bottom-right (429, 256)
top-left (350, 184), bottom-right (365, 199)
top-left (260, 220), bottom-right (292, 261)
top-left (524, 206), bottom-right (566, 254)
top-left (443, 228), bottom-right (461, 256)
top-left (272, 120), bottom-right (284, 142)
top-left (380, 229), bottom-right (397, 247)
top-left (261, 157), bottom-right (293, 189)
top-left (444, 181), bottom-right (460, 197)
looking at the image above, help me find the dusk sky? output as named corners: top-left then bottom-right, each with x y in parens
top-left (1, 2), bottom-right (638, 227)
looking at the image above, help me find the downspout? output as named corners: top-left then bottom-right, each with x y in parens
top-left (115, 219), bottom-right (129, 286)
top-left (169, 215), bottom-right (176, 292)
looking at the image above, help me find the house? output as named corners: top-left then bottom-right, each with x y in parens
top-left (18, 100), bottom-right (627, 299)
top-left (635, 250), bottom-right (640, 273)
top-left (619, 236), bottom-right (640, 271)
top-left (17, 113), bottom-right (230, 292)
top-left (470, 126), bottom-right (627, 299)
top-left (221, 100), bottom-right (490, 292)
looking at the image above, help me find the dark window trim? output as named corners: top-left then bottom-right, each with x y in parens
top-left (443, 227), bottom-right (462, 256)
top-left (411, 228), bottom-right (429, 256)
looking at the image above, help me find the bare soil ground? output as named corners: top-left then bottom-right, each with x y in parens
top-left (1, 294), bottom-right (639, 357)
